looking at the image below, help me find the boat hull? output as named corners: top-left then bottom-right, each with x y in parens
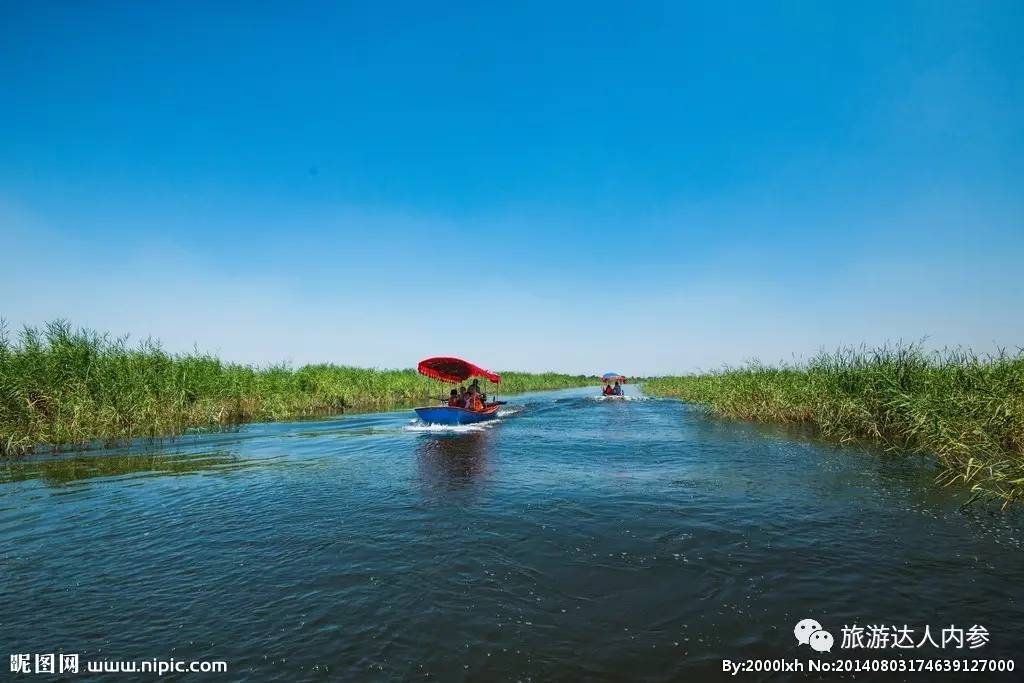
top-left (414, 404), bottom-right (501, 425)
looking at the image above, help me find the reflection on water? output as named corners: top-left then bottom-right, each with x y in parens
top-left (0, 451), bottom-right (245, 486)
top-left (415, 431), bottom-right (492, 493)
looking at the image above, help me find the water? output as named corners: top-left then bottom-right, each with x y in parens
top-left (2, 387), bottom-right (1022, 681)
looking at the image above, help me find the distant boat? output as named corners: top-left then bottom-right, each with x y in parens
top-left (413, 356), bottom-right (505, 425)
top-left (599, 371), bottom-right (627, 398)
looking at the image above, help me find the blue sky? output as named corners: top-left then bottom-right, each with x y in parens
top-left (2, 1), bottom-right (1022, 374)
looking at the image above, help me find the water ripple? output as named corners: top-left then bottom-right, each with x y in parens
top-left (1, 386), bottom-right (1021, 681)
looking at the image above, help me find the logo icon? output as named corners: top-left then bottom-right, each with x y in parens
top-left (795, 618), bottom-right (833, 652)
top-left (810, 629), bottom-right (834, 652)
top-left (794, 618), bottom-right (822, 645)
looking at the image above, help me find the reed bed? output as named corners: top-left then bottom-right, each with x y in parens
top-left (0, 321), bottom-right (591, 456)
top-left (645, 346), bottom-right (1024, 507)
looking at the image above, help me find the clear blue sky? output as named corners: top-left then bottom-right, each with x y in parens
top-left (2, 1), bottom-right (1022, 374)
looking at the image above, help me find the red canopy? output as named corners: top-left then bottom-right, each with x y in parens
top-left (417, 356), bottom-right (502, 384)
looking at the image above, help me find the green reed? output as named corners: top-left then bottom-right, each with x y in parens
top-left (0, 321), bottom-right (592, 456)
top-left (645, 345), bottom-right (1024, 507)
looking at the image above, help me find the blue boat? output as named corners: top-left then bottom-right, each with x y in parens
top-left (413, 356), bottom-right (505, 426)
top-left (414, 403), bottom-right (502, 425)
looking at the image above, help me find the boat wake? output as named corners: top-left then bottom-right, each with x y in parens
top-left (496, 405), bottom-right (526, 418)
top-left (590, 394), bottom-right (650, 402)
top-left (403, 419), bottom-right (500, 434)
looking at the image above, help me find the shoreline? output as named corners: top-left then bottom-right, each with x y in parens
top-left (5, 323), bottom-right (1022, 508)
top-left (644, 346), bottom-right (1024, 508)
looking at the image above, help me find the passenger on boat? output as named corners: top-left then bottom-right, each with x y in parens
top-left (462, 381), bottom-right (484, 411)
top-left (469, 379), bottom-right (487, 403)
top-left (602, 384), bottom-right (614, 396)
top-left (448, 389), bottom-right (460, 407)
top-left (458, 386), bottom-right (468, 407)
top-left (612, 381), bottom-right (623, 396)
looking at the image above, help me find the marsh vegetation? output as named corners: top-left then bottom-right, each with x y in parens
top-left (645, 346), bottom-right (1024, 507)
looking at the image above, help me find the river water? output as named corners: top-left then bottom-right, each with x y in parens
top-left (2, 387), bottom-right (1021, 681)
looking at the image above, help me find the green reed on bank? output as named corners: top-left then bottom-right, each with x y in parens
top-left (645, 345), bottom-right (1024, 507)
top-left (0, 321), bottom-right (592, 456)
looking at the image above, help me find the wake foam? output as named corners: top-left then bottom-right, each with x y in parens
top-left (403, 419), bottom-right (499, 434)
top-left (497, 405), bottom-right (526, 418)
top-left (590, 394), bottom-right (650, 402)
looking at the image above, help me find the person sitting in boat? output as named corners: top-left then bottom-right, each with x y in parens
top-left (466, 390), bottom-right (484, 412)
top-left (468, 379), bottom-right (487, 403)
top-left (457, 386), bottom-right (468, 407)
top-left (612, 381), bottom-right (623, 396)
top-left (602, 384), bottom-right (614, 396)
top-left (447, 389), bottom-right (460, 407)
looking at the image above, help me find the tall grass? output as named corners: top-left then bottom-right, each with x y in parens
top-left (0, 321), bottom-right (592, 456)
top-left (645, 345), bottom-right (1024, 507)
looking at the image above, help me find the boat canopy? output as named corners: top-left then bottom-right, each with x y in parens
top-left (601, 372), bottom-right (627, 383)
top-left (418, 356), bottom-right (502, 384)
